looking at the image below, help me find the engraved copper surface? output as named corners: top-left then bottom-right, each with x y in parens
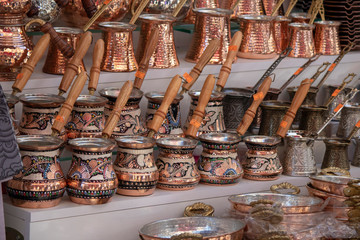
top-left (299, 105), bottom-right (327, 138)
top-left (100, 22), bottom-right (138, 72)
top-left (315, 21), bottom-right (341, 55)
top-left (43, 27), bottom-right (85, 75)
top-left (223, 0), bottom-right (262, 19)
top-left (183, 0), bottom-right (219, 24)
top-left (288, 22), bottom-right (315, 58)
top-left (136, 14), bottom-right (178, 69)
top-left (337, 104), bottom-right (360, 139)
top-left (290, 12), bottom-right (310, 24)
top-left (274, 16), bottom-right (291, 53)
top-left (321, 139), bottom-right (350, 170)
top-left (258, 101), bottom-right (290, 136)
top-left (185, 8), bottom-right (232, 64)
top-left (0, 0), bottom-right (31, 25)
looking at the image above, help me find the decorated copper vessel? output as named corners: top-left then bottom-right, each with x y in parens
top-left (65, 95), bottom-right (108, 139)
top-left (198, 133), bottom-right (243, 184)
top-left (184, 90), bottom-right (226, 136)
top-left (100, 22), bottom-right (138, 72)
top-left (7, 135), bottom-right (66, 208)
top-left (67, 138), bottom-right (117, 204)
top-left (274, 16), bottom-right (291, 53)
top-left (299, 105), bottom-right (327, 138)
top-left (43, 27), bottom-right (85, 75)
top-left (5, 93), bottom-right (19, 135)
top-left (183, 0), bottom-right (219, 24)
top-left (258, 101), bottom-right (290, 136)
top-left (156, 137), bottom-right (199, 190)
top-left (314, 21), bottom-right (341, 56)
top-left (145, 91), bottom-right (183, 139)
top-left (62, 0), bottom-right (131, 28)
top-left (288, 22), bottom-right (315, 58)
top-left (136, 14), bottom-right (178, 69)
top-left (114, 136), bottom-right (158, 196)
top-left (0, 0), bottom-right (33, 81)
top-left (28, 0), bottom-right (61, 23)
top-left (309, 175), bottom-right (355, 197)
top-left (243, 135), bottom-right (282, 180)
top-left (337, 104), bottom-right (360, 139)
top-left (321, 139), bottom-right (350, 170)
top-left (238, 15), bottom-right (277, 59)
top-left (186, 8), bottom-right (232, 64)
top-left (290, 12), bottom-right (310, 23)
top-left (226, 0), bottom-right (262, 19)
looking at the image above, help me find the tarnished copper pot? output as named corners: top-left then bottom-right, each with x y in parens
top-left (67, 138), bottom-right (117, 205)
top-left (5, 93), bottom-right (19, 135)
top-left (136, 14), bottom-right (178, 69)
top-left (288, 22), bottom-right (315, 58)
top-left (43, 27), bottom-right (85, 75)
top-left (258, 101), bottom-right (290, 136)
top-left (100, 22), bottom-right (138, 72)
top-left (62, 0), bottom-right (131, 29)
top-left (299, 105), bottom-right (327, 138)
top-left (114, 136), bottom-right (158, 196)
top-left (65, 95), bottom-right (108, 139)
top-left (100, 87), bottom-right (147, 137)
top-left (186, 8), bottom-right (232, 64)
top-left (336, 104), bottom-right (360, 139)
top-left (314, 21), bottom-right (341, 56)
top-left (7, 135), bottom-right (66, 208)
top-left (238, 15), bottom-right (277, 59)
top-left (274, 16), bottom-right (291, 53)
top-left (321, 139), bottom-right (350, 170)
top-left (156, 137), bottom-right (200, 190)
top-left (184, 90), bottom-right (226, 136)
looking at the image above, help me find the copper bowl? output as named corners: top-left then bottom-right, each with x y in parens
top-left (309, 175), bottom-right (358, 196)
top-left (306, 183), bottom-right (349, 202)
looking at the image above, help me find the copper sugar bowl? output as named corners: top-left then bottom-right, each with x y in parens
top-left (186, 8), bottom-right (232, 64)
top-left (7, 135), bottom-right (66, 208)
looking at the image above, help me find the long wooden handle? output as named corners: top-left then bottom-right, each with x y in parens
top-left (41, 23), bottom-right (74, 59)
top-left (216, 31), bottom-right (242, 92)
top-left (276, 79), bottom-right (312, 138)
top-left (181, 39), bottom-right (220, 95)
top-left (102, 81), bottom-right (133, 138)
top-left (89, 39), bottom-right (105, 95)
top-left (59, 31), bottom-right (92, 95)
top-left (147, 75), bottom-right (182, 137)
top-left (185, 74), bottom-right (216, 139)
top-left (52, 71), bottom-right (87, 135)
top-left (172, 0), bottom-right (187, 17)
top-left (54, 0), bottom-right (69, 7)
top-left (237, 76), bottom-right (272, 136)
top-left (12, 34), bottom-right (50, 95)
top-left (134, 28), bottom-right (159, 90)
top-left (81, 0), bottom-right (97, 18)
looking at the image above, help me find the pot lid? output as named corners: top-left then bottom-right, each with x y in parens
top-left (17, 135), bottom-right (64, 151)
top-left (199, 132), bottom-right (241, 145)
top-left (156, 137), bottom-right (198, 149)
top-left (19, 94), bottom-right (65, 108)
top-left (116, 136), bottom-right (155, 149)
top-left (75, 95), bottom-right (108, 107)
top-left (68, 138), bottom-right (116, 152)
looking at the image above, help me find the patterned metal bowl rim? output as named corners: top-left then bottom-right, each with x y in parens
top-left (156, 137), bottom-right (198, 149)
top-left (68, 138), bottom-right (116, 152)
top-left (199, 132), bottom-right (241, 145)
top-left (17, 135), bottom-right (64, 151)
top-left (99, 87), bottom-right (143, 100)
top-left (115, 136), bottom-right (155, 149)
top-left (193, 8), bottom-right (233, 16)
top-left (98, 22), bottom-right (136, 31)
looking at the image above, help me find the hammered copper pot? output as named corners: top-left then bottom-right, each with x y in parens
top-left (183, 0), bottom-right (219, 24)
top-left (274, 16), bottom-right (291, 53)
top-left (288, 22), bottom-right (315, 58)
top-left (225, 0), bottom-right (262, 19)
top-left (6, 135), bottom-right (66, 208)
top-left (290, 12), bottom-right (310, 23)
top-left (314, 21), bottom-right (341, 55)
top-left (258, 100), bottom-right (290, 136)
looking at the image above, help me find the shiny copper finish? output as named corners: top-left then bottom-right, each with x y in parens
top-left (274, 16), bottom-right (291, 53)
top-left (288, 22), bottom-right (315, 58)
top-left (290, 12), bottom-right (310, 23)
top-left (43, 27), bottom-right (85, 75)
top-left (0, 0), bottom-right (31, 25)
top-left (183, 0), bottom-right (219, 24)
top-left (100, 22), bottom-right (138, 72)
top-left (314, 21), bottom-right (341, 56)
top-left (186, 8), bottom-right (232, 64)
top-left (224, 0), bottom-right (262, 19)
top-left (238, 15), bottom-right (277, 59)
top-left (263, 0), bottom-right (281, 16)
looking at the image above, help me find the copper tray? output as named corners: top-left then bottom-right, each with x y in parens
top-left (306, 183), bottom-right (349, 202)
top-left (309, 175), bottom-right (358, 196)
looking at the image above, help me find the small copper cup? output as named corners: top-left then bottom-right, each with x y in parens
top-left (290, 12), bottom-right (310, 23)
top-left (43, 27), bottom-right (85, 75)
top-left (274, 16), bottom-right (291, 53)
top-left (100, 22), bottom-right (138, 72)
top-left (314, 21), bottom-right (341, 55)
top-left (288, 22), bottom-right (315, 58)
top-left (136, 14), bottom-right (178, 69)
top-left (186, 8), bottom-right (232, 64)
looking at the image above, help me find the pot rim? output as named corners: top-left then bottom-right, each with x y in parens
top-left (193, 7), bottom-right (233, 17)
top-left (309, 175), bottom-right (356, 186)
top-left (222, 88), bottom-right (253, 97)
top-left (19, 94), bottom-right (65, 108)
top-left (75, 95), bottom-right (108, 107)
top-left (290, 12), bottom-right (309, 19)
top-left (139, 13), bottom-right (176, 23)
top-left (17, 135), bottom-right (64, 151)
top-left (243, 135), bottom-right (281, 145)
top-left (115, 136), bottom-right (155, 149)
top-left (53, 27), bottom-right (83, 34)
top-left (68, 137), bottom-right (116, 152)
top-left (315, 20), bottom-right (341, 26)
top-left (145, 91), bottom-right (183, 104)
top-left (99, 87), bottom-right (144, 100)
top-left (188, 90), bottom-right (225, 101)
top-left (5, 93), bottom-right (19, 106)
top-left (156, 137), bottom-right (198, 149)
top-left (286, 130), bottom-right (313, 141)
top-left (199, 132), bottom-right (241, 145)
top-left (289, 22), bottom-right (315, 29)
top-left (260, 100), bottom-right (291, 109)
top-left (275, 16), bottom-right (291, 22)
top-left (98, 22), bottom-right (136, 31)
top-left (300, 105), bottom-right (327, 111)
top-left (324, 138), bottom-right (351, 145)
top-left (238, 14), bottom-right (275, 21)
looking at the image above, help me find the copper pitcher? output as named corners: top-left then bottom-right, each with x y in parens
top-left (238, 15), bottom-right (277, 59)
top-left (288, 22), bottom-right (315, 58)
top-left (43, 27), bottom-right (86, 75)
top-left (136, 14), bottom-right (178, 69)
top-left (314, 21), bottom-right (341, 56)
top-left (186, 8), bottom-right (232, 64)
top-left (337, 104), bottom-right (360, 139)
top-left (100, 22), bottom-right (138, 72)
top-left (274, 16), bottom-right (291, 53)
top-left (258, 101), bottom-right (290, 136)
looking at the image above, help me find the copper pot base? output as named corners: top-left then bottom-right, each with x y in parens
top-left (157, 183), bottom-right (198, 191)
top-left (243, 173), bottom-right (281, 181)
top-left (68, 196), bottom-right (114, 205)
top-left (9, 197), bottom-right (63, 208)
top-left (116, 188), bottom-right (155, 196)
top-left (237, 52), bottom-right (278, 59)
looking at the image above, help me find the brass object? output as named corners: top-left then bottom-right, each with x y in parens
top-left (270, 182), bottom-right (300, 195)
top-left (288, 22), bottom-right (315, 58)
top-left (320, 167), bottom-right (351, 177)
top-left (183, 202), bottom-right (214, 217)
top-left (306, 183), bottom-right (349, 202)
top-left (136, 14), bottom-right (178, 69)
top-left (43, 27), bottom-right (85, 75)
top-left (321, 139), bottom-right (350, 170)
top-left (186, 8), bottom-right (232, 64)
top-left (100, 22), bottom-right (138, 72)
top-left (337, 104), bottom-right (360, 139)
top-left (309, 175), bottom-right (356, 197)
top-left (274, 16), bottom-right (291, 53)
top-left (314, 21), bottom-right (341, 55)
top-left (258, 101), bottom-right (290, 136)
top-left (238, 15), bottom-right (277, 59)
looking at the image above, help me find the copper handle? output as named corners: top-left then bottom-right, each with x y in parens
top-left (102, 81), bottom-right (133, 138)
top-left (320, 167), bottom-right (351, 176)
top-left (270, 182), bottom-right (300, 195)
top-left (276, 78), bottom-right (312, 138)
top-left (12, 33), bottom-right (51, 95)
top-left (237, 76), bottom-right (272, 136)
top-left (133, 28), bottom-right (160, 90)
top-left (59, 31), bottom-right (92, 95)
top-left (183, 202), bottom-right (214, 217)
top-left (180, 39), bottom-right (220, 95)
top-left (89, 39), bottom-right (105, 95)
top-left (215, 31), bottom-right (242, 92)
top-left (54, 0), bottom-right (69, 7)
top-left (81, 0), bottom-right (97, 18)
top-left (250, 199), bottom-right (274, 207)
top-left (52, 71), bottom-right (87, 135)
top-left (147, 75), bottom-right (182, 137)
top-left (185, 74), bottom-right (216, 139)
top-left (170, 233), bottom-right (203, 240)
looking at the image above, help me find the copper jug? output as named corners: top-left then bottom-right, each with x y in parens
top-left (0, 0), bottom-right (33, 81)
top-left (43, 27), bottom-right (86, 75)
top-left (258, 101), bottom-right (290, 136)
top-left (337, 104), bottom-right (360, 139)
top-left (288, 22), bottom-right (315, 58)
top-left (5, 93), bottom-right (19, 135)
top-left (274, 16), bottom-right (291, 53)
top-left (100, 22), bottom-right (138, 72)
top-left (238, 15), bottom-right (277, 59)
top-left (186, 8), bottom-right (232, 64)
top-left (321, 139), bottom-right (350, 170)
top-left (136, 14), bottom-right (178, 69)
top-left (314, 21), bottom-right (341, 56)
